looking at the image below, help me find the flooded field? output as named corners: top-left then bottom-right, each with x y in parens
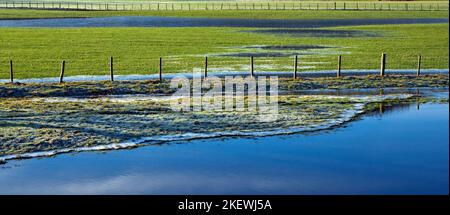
top-left (0, 16), bottom-right (447, 28)
top-left (0, 99), bottom-right (447, 194)
top-left (0, 8), bottom-right (448, 196)
top-left (0, 74), bottom-right (448, 164)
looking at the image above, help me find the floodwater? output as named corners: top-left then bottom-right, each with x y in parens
top-left (245, 29), bottom-right (379, 37)
top-left (0, 69), bottom-right (447, 83)
top-left (0, 93), bottom-right (447, 194)
top-left (0, 16), bottom-right (447, 28)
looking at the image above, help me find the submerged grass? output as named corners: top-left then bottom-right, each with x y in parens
top-left (0, 93), bottom-right (411, 158)
top-left (0, 75), bottom-right (447, 161)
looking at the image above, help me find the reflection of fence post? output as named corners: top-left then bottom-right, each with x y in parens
top-left (380, 53), bottom-right (386, 77)
top-left (9, 60), bottom-right (13, 83)
top-left (110, 57), bottom-right (114, 82)
top-left (337, 55), bottom-right (341, 78)
top-left (417, 55), bottom-right (421, 77)
top-left (294, 55), bottom-right (298, 79)
top-left (59, 60), bottom-right (65, 84)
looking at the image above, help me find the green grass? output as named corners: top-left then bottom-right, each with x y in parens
top-left (0, 8), bottom-right (448, 20)
top-left (0, 23), bottom-right (448, 79)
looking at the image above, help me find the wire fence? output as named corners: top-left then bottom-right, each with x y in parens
top-left (0, 1), bottom-right (449, 11)
top-left (1, 54), bottom-right (448, 80)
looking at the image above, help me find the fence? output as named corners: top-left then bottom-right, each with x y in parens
top-left (2, 54), bottom-right (449, 83)
top-left (0, 1), bottom-right (449, 11)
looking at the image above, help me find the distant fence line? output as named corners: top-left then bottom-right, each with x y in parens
top-left (0, 1), bottom-right (449, 11)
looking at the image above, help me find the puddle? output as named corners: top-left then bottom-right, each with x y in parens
top-left (0, 16), bottom-right (447, 28)
top-left (246, 29), bottom-right (379, 37)
top-left (244, 45), bottom-right (331, 50)
top-left (217, 52), bottom-right (299, 57)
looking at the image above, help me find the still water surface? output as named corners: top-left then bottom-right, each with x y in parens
top-left (0, 17), bottom-right (447, 28)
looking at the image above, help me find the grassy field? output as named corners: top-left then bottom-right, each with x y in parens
top-left (0, 8), bottom-right (448, 79)
top-left (0, 23), bottom-right (448, 79)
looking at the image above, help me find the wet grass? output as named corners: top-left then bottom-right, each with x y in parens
top-left (0, 24), bottom-right (448, 79)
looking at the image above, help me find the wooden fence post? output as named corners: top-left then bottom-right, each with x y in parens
top-left (204, 56), bottom-right (208, 78)
top-left (250, 56), bottom-right (254, 77)
top-left (417, 55), bottom-right (421, 76)
top-left (294, 55), bottom-right (298, 79)
top-left (9, 60), bottom-right (13, 83)
top-left (159, 57), bottom-right (162, 81)
top-left (110, 56), bottom-right (114, 82)
top-left (380, 53), bottom-right (386, 76)
top-left (59, 60), bottom-right (65, 83)
top-left (337, 55), bottom-right (341, 77)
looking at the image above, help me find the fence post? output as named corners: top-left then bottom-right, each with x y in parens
top-left (294, 55), bottom-right (298, 79)
top-left (337, 55), bottom-right (341, 77)
top-left (204, 56), bottom-right (208, 78)
top-left (110, 57), bottom-right (114, 82)
top-left (417, 55), bottom-right (421, 76)
top-left (250, 56), bottom-right (254, 77)
top-left (59, 60), bottom-right (65, 83)
top-left (380, 53), bottom-right (386, 76)
top-left (9, 60), bottom-right (13, 83)
top-left (159, 57), bottom-right (162, 81)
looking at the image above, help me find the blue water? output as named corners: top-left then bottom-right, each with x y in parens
top-left (0, 101), bottom-right (447, 194)
top-left (0, 16), bottom-right (447, 28)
